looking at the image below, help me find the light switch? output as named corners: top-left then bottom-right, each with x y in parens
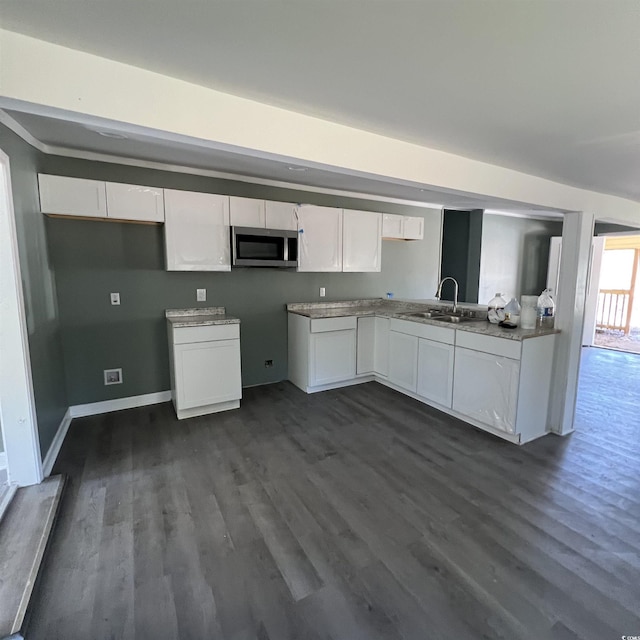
top-left (319, 287), bottom-right (326, 297)
top-left (110, 292), bottom-right (120, 305)
top-left (196, 288), bottom-right (207, 302)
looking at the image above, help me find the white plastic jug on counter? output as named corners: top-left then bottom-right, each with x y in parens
top-left (487, 293), bottom-right (507, 324)
top-left (504, 297), bottom-right (521, 326)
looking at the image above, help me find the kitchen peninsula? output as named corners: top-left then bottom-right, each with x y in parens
top-left (288, 299), bottom-right (559, 444)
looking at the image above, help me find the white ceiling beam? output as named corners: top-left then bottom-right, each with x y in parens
top-left (1, 29), bottom-right (638, 224)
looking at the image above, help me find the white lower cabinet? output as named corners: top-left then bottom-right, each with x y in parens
top-left (288, 309), bottom-right (556, 444)
top-left (310, 329), bottom-right (357, 386)
top-left (417, 338), bottom-right (454, 408)
top-left (169, 323), bottom-right (241, 419)
top-left (373, 317), bottom-right (390, 377)
top-left (453, 347), bottom-right (520, 434)
top-left (388, 331), bottom-right (419, 393)
top-left (288, 314), bottom-right (358, 392)
top-left (356, 317), bottom-right (376, 374)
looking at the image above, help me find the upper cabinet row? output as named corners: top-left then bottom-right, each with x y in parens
top-left (38, 175), bottom-right (426, 273)
top-left (39, 175), bottom-right (165, 223)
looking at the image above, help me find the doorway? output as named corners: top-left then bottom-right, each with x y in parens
top-left (0, 148), bottom-right (43, 487)
top-left (591, 235), bottom-right (640, 354)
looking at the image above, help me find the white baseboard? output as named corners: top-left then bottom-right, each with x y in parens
top-left (40, 392), bottom-right (172, 477)
top-left (0, 451), bottom-right (6, 470)
top-left (42, 408), bottom-right (71, 477)
top-left (69, 390), bottom-right (172, 418)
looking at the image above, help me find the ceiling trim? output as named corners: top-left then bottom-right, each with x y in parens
top-left (0, 108), bottom-right (447, 211)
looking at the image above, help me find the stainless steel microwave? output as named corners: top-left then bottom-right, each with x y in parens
top-left (231, 226), bottom-right (298, 268)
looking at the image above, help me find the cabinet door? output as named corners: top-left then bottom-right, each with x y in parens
top-left (164, 189), bottom-right (231, 271)
top-left (174, 339), bottom-right (241, 409)
top-left (388, 331), bottom-right (419, 393)
top-left (230, 196), bottom-right (266, 228)
top-left (38, 174), bottom-right (107, 218)
top-left (343, 210), bottom-right (382, 272)
top-left (382, 214), bottom-right (403, 239)
top-left (106, 182), bottom-right (164, 222)
top-left (310, 329), bottom-right (356, 386)
top-left (356, 317), bottom-right (376, 374)
top-left (403, 216), bottom-right (424, 240)
top-left (297, 205), bottom-right (343, 272)
top-left (417, 338), bottom-right (454, 408)
top-left (452, 347), bottom-right (520, 434)
top-left (374, 317), bottom-right (390, 377)
top-left (265, 201), bottom-right (298, 230)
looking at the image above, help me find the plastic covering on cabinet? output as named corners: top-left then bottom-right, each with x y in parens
top-left (296, 205), bottom-right (342, 272)
top-left (453, 347), bottom-right (519, 434)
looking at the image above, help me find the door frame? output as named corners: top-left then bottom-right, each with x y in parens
top-left (0, 147), bottom-right (43, 486)
top-left (582, 236), bottom-right (606, 346)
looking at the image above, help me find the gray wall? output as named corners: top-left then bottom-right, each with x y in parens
top-left (41, 155), bottom-right (442, 405)
top-left (0, 123), bottom-right (68, 459)
top-left (478, 214), bottom-right (564, 305)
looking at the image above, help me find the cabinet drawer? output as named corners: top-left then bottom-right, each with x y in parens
top-left (455, 330), bottom-right (521, 360)
top-left (389, 318), bottom-right (454, 344)
top-left (310, 316), bottom-right (357, 333)
top-left (173, 323), bottom-right (239, 344)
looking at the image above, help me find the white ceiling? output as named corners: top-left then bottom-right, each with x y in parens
top-left (0, 0), bottom-right (638, 202)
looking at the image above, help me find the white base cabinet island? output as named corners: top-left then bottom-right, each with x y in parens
top-left (288, 302), bottom-right (558, 444)
top-left (167, 308), bottom-right (242, 420)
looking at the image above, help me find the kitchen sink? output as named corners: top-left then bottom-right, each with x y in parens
top-left (408, 311), bottom-right (444, 319)
top-left (431, 315), bottom-right (480, 324)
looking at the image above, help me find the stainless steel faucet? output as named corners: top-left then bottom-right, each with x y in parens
top-left (435, 277), bottom-right (459, 314)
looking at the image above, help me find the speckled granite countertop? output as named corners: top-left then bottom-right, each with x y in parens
top-left (166, 307), bottom-right (240, 327)
top-left (287, 299), bottom-right (559, 341)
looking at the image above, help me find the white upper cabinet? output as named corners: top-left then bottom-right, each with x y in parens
top-left (343, 210), bottom-right (382, 272)
top-left (164, 189), bottom-right (230, 271)
top-left (265, 201), bottom-right (298, 231)
top-left (297, 205), bottom-right (343, 272)
top-left (38, 174), bottom-right (107, 218)
top-left (229, 196), bottom-right (266, 228)
top-left (403, 216), bottom-right (424, 240)
top-left (382, 213), bottom-right (404, 239)
top-left (105, 182), bottom-right (164, 222)
top-left (382, 214), bottom-right (425, 240)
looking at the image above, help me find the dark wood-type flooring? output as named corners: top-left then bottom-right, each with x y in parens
top-left (28, 350), bottom-right (640, 639)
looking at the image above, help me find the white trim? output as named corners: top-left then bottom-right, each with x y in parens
top-left (0, 109), bottom-right (47, 152)
top-left (0, 148), bottom-right (43, 487)
top-left (0, 109), bottom-right (445, 211)
top-left (42, 408), bottom-right (71, 477)
top-left (484, 209), bottom-right (565, 221)
top-left (69, 390), bottom-right (172, 418)
top-left (0, 482), bottom-right (18, 522)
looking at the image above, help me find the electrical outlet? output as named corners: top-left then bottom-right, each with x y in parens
top-left (104, 368), bottom-right (123, 385)
top-left (110, 292), bottom-right (120, 305)
top-left (319, 287), bottom-right (326, 297)
top-left (196, 288), bottom-right (207, 302)
top-left (264, 359), bottom-right (273, 368)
